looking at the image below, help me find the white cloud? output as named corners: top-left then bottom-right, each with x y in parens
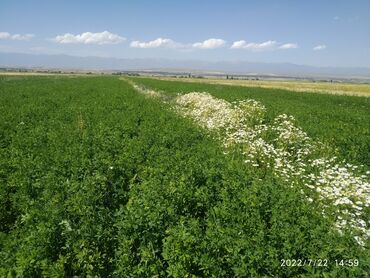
top-left (192, 38), bottom-right (226, 49)
top-left (279, 43), bottom-right (298, 49)
top-left (231, 40), bottom-right (277, 51)
top-left (130, 37), bottom-right (226, 50)
top-left (53, 31), bottom-right (125, 45)
top-left (230, 40), bottom-right (247, 49)
top-left (231, 40), bottom-right (298, 51)
top-left (0, 32), bottom-right (9, 39)
top-left (130, 38), bottom-right (180, 48)
top-left (313, 44), bottom-right (326, 51)
top-left (0, 32), bottom-right (34, 41)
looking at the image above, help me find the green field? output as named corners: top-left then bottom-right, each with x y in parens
top-left (132, 77), bottom-right (370, 168)
top-left (0, 75), bottom-right (369, 277)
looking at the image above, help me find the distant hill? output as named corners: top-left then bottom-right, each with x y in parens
top-left (1, 52), bottom-right (370, 79)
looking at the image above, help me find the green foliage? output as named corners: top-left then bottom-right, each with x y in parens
top-left (0, 76), bottom-right (368, 277)
top-left (132, 77), bottom-right (370, 169)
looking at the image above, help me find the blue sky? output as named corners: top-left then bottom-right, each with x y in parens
top-left (0, 0), bottom-right (369, 67)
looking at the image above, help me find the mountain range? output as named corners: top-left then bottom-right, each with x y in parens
top-left (1, 52), bottom-right (370, 79)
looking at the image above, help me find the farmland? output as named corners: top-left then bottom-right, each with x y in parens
top-left (132, 77), bottom-right (370, 168)
top-left (156, 76), bottom-right (370, 97)
top-left (0, 75), bottom-right (369, 277)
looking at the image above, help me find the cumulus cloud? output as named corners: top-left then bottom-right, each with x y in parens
top-left (279, 43), bottom-right (298, 49)
top-left (192, 38), bottom-right (226, 49)
top-left (231, 40), bottom-right (298, 51)
top-left (0, 32), bottom-right (34, 41)
top-left (53, 31), bottom-right (125, 45)
top-left (231, 40), bottom-right (277, 51)
top-left (313, 44), bottom-right (326, 51)
top-left (130, 37), bottom-right (226, 50)
top-left (230, 40), bottom-right (248, 49)
top-left (130, 38), bottom-right (181, 48)
top-left (0, 32), bottom-right (10, 39)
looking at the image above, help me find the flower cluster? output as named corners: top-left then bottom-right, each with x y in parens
top-left (176, 92), bottom-right (238, 130)
top-left (176, 93), bottom-right (266, 132)
top-left (305, 159), bottom-right (370, 246)
top-left (130, 82), bottom-right (370, 246)
top-left (127, 80), bottom-right (162, 98)
top-left (175, 92), bottom-right (369, 246)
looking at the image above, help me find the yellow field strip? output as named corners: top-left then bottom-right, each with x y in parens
top-left (154, 77), bottom-right (370, 97)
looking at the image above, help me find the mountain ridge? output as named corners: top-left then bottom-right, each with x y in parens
top-left (1, 52), bottom-right (370, 79)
